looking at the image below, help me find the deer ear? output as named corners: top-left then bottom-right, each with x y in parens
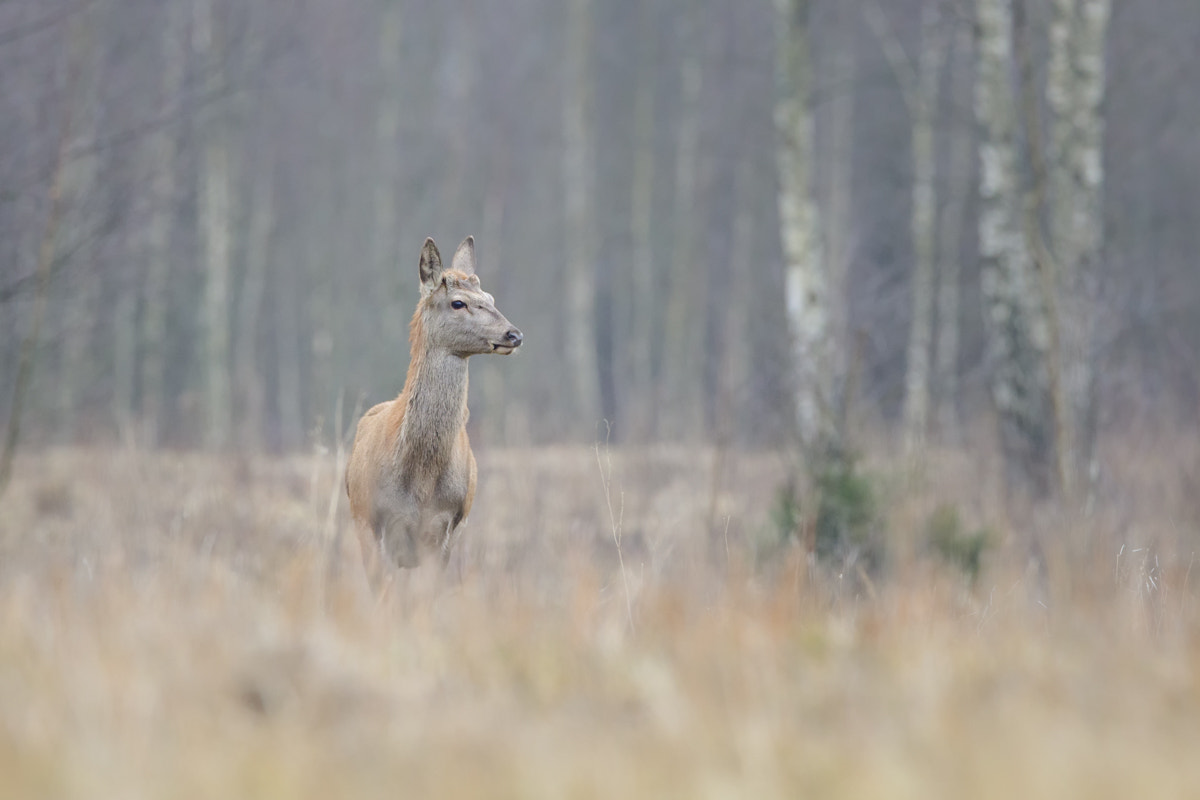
top-left (419, 237), bottom-right (443, 289)
top-left (450, 235), bottom-right (476, 276)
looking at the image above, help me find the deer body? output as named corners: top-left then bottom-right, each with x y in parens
top-left (346, 237), bottom-right (521, 575)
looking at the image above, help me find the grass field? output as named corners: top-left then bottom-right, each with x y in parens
top-left (1, 437), bottom-right (1198, 798)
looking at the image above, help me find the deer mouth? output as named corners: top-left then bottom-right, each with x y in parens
top-left (491, 343), bottom-right (517, 355)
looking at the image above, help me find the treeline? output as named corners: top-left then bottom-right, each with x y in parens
top-left (0, 0), bottom-right (1196, 476)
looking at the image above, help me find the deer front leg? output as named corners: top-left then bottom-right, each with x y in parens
top-left (377, 506), bottom-right (422, 569)
top-left (360, 502), bottom-right (421, 596)
top-left (440, 517), bottom-right (459, 569)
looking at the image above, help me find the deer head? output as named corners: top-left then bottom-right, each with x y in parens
top-left (416, 236), bottom-right (523, 357)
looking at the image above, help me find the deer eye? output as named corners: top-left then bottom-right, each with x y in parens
top-left (450, 300), bottom-right (467, 310)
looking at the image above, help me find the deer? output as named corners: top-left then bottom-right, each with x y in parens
top-left (345, 236), bottom-right (522, 585)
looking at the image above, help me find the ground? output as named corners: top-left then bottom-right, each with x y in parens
top-left (0, 440), bottom-right (1197, 798)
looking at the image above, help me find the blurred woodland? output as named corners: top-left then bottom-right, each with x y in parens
top-left (1, 0), bottom-right (1197, 496)
top-left (4, 5), bottom-right (1200, 792)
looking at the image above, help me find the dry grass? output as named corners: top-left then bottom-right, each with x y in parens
top-left (0, 439), bottom-right (1198, 799)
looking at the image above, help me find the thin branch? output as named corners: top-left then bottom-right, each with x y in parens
top-left (863, 0), bottom-right (917, 112)
top-left (0, 19), bottom-right (81, 498)
top-left (0, 0), bottom-right (97, 48)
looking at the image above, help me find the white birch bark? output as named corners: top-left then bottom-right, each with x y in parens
top-left (562, 0), bottom-right (601, 432)
top-left (774, 0), bottom-right (832, 453)
top-left (977, 0), bottom-right (1057, 499)
top-left (1048, 0), bottom-right (1110, 490)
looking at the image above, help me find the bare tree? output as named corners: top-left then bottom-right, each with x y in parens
top-left (662, 5), bottom-right (703, 440)
top-left (193, 0), bottom-right (234, 451)
top-left (562, 0), bottom-right (601, 432)
top-left (0, 0), bottom-right (1192, 459)
top-left (627, 0), bottom-right (657, 440)
top-left (934, 16), bottom-right (976, 441)
top-left (866, 0), bottom-right (949, 455)
top-left (774, 0), bottom-right (835, 456)
top-left (1048, 0), bottom-right (1111, 494)
top-left (233, 149), bottom-right (273, 451)
top-left (371, 1), bottom-right (403, 282)
top-left (55, 7), bottom-right (102, 441)
top-left (0, 12), bottom-right (85, 495)
top-left (138, 0), bottom-right (188, 448)
top-left (976, 0), bottom-right (1057, 500)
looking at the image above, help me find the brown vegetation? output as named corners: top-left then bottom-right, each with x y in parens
top-left (1, 435), bottom-right (1197, 798)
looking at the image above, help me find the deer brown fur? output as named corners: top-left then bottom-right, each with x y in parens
top-left (346, 236), bottom-right (522, 578)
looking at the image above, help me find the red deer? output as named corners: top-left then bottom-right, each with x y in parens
top-left (346, 236), bottom-right (522, 582)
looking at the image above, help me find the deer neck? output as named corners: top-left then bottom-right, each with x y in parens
top-left (395, 340), bottom-right (469, 479)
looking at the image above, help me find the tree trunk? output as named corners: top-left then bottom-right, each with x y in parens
top-left (901, 2), bottom-right (947, 455)
top-left (233, 155), bottom-right (273, 451)
top-left (976, 0), bottom-right (1057, 501)
top-left (774, 0), bottom-right (833, 456)
top-left (193, 0), bottom-right (233, 451)
top-left (140, 0), bottom-right (187, 448)
top-left (823, 2), bottom-right (856, 319)
top-left (273, 247), bottom-right (305, 451)
top-left (866, 0), bottom-right (949, 454)
top-left (627, 0), bottom-right (657, 441)
top-left (478, 161), bottom-right (512, 444)
top-left (111, 264), bottom-right (138, 443)
top-left (934, 18), bottom-right (976, 440)
top-left (0, 23), bottom-right (83, 496)
top-left (56, 12), bottom-right (101, 443)
top-left (562, 0), bottom-right (601, 434)
top-left (661, 9), bottom-right (703, 440)
top-left (1048, 0), bottom-right (1110, 496)
top-left (371, 1), bottom-right (402, 280)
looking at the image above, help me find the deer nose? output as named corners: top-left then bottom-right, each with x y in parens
top-left (505, 329), bottom-right (523, 347)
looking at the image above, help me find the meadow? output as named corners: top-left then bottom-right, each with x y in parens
top-left (0, 431), bottom-right (1198, 799)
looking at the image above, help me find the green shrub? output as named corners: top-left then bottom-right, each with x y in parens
top-left (765, 456), bottom-right (884, 575)
top-left (926, 504), bottom-right (994, 582)
top-left (769, 479), bottom-right (804, 548)
top-left (813, 460), bottom-right (883, 572)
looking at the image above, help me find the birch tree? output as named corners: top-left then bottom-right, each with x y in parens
top-left (1047, 0), bottom-right (1110, 494)
top-left (976, 0), bottom-right (1058, 500)
top-left (774, 0), bottom-right (834, 455)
